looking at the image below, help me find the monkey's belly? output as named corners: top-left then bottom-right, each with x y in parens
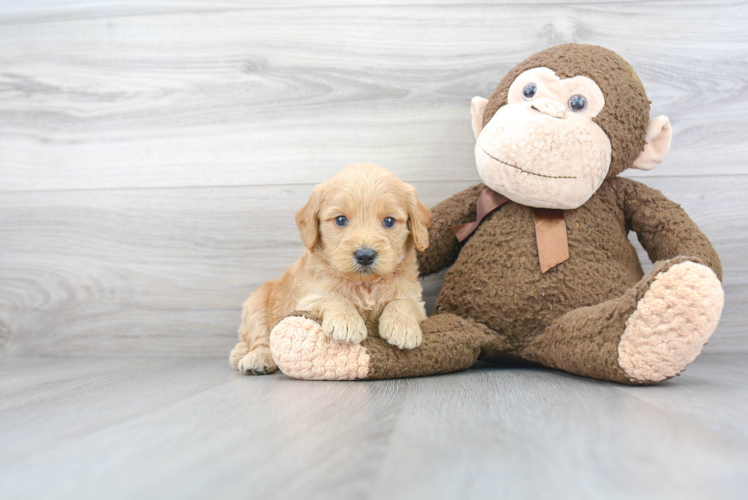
top-left (434, 203), bottom-right (644, 346)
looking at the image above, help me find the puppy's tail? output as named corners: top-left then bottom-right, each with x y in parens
top-left (229, 341), bottom-right (250, 369)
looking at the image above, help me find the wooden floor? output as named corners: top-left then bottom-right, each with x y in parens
top-left (1, 354), bottom-right (747, 499)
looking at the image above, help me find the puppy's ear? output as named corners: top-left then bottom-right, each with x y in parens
top-left (296, 186), bottom-right (322, 252)
top-left (406, 187), bottom-right (431, 252)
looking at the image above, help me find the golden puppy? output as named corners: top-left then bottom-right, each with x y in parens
top-left (229, 163), bottom-right (431, 375)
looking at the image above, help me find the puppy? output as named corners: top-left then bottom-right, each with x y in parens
top-left (229, 163), bottom-right (431, 375)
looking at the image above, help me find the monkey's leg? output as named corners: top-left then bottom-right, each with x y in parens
top-left (522, 257), bottom-right (724, 385)
top-left (269, 312), bottom-right (511, 380)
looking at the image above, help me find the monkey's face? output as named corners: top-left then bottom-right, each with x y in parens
top-left (475, 67), bottom-right (612, 210)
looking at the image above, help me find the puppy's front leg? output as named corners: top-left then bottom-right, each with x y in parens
top-left (297, 295), bottom-right (368, 344)
top-left (379, 298), bottom-right (426, 349)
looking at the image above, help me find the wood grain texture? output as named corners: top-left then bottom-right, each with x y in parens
top-left (0, 354), bottom-right (746, 499)
top-left (0, 1), bottom-right (745, 191)
top-left (0, 1), bottom-right (746, 356)
top-left (0, 181), bottom-right (472, 356)
top-left (1, 176), bottom-right (745, 356)
top-left (0, 0), bottom-right (662, 16)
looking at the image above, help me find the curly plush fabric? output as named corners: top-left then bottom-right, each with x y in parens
top-left (483, 44), bottom-right (650, 178)
top-left (267, 44), bottom-right (724, 385)
top-left (270, 313), bottom-right (495, 380)
top-left (414, 177), bottom-right (723, 384)
top-left (363, 314), bottom-right (490, 379)
top-left (270, 316), bottom-right (370, 380)
top-left (619, 261), bottom-right (724, 382)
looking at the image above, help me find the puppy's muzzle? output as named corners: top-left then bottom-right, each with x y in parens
top-left (354, 248), bottom-right (377, 267)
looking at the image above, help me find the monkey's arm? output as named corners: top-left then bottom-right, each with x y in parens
top-left (612, 177), bottom-right (722, 280)
top-left (417, 183), bottom-right (485, 277)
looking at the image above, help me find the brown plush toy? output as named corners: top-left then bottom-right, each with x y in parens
top-left (269, 44), bottom-right (724, 385)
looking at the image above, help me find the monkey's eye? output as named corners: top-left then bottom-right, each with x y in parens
top-left (568, 95), bottom-right (587, 112)
top-left (335, 216), bottom-right (348, 227)
top-left (383, 217), bottom-right (396, 229)
top-left (522, 83), bottom-right (537, 100)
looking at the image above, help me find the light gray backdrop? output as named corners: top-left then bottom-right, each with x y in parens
top-left (1, 0), bottom-right (746, 357)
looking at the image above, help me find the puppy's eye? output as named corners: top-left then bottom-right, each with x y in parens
top-left (335, 216), bottom-right (348, 227)
top-left (383, 217), bottom-right (396, 228)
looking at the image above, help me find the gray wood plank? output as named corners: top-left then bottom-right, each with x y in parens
top-left (370, 360), bottom-right (748, 500)
top-left (0, 1), bottom-right (745, 192)
top-left (0, 354), bottom-right (746, 500)
top-left (1, 176), bottom-right (745, 356)
top-left (0, 181), bottom-right (472, 356)
top-left (0, 357), bottom-right (233, 464)
top-left (0, 0), bottom-right (658, 17)
top-left (617, 355), bottom-right (748, 441)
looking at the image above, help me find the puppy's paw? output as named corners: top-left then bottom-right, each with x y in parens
top-left (237, 347), bottom-right (278, 375)
top-left (229, 341), bottom-right (250, 369)
top-left (322, 310), bottom-right (368, 344)
top-left (379, 312), bottom-right (422, 350)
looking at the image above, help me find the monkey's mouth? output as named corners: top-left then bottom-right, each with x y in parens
top-left (482, 149), bottom-right (576, 180)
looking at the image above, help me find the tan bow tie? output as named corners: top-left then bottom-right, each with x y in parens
top-left (449, 187), bottom-right (569, 273)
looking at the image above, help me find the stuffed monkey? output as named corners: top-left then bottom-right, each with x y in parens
top-left (269, 44), bottom-right (724, 385)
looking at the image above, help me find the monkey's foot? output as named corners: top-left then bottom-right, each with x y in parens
top-left (270, 316), bottom-right (371, 380)
top-left (270, 313), bottom-right (493, 381)
top-left (618, 261), bottom-right (724, 383)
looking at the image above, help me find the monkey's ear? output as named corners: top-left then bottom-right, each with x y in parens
top-left (632, 116), bottom-right (672, 171)
top-left (471, 96), bottom-right (489, 140)
top-left (295, 187), bottom-right (322, 252)
top-left (406, 187), bottom-right (431, 252)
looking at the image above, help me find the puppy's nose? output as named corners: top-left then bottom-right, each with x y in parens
top-left (354, 248), bottom-right (377, 267)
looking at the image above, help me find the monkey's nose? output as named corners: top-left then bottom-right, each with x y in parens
top-left (531, 97), bottom-right (566, 118)
top-left (354, 248), bottom-right (377, 267)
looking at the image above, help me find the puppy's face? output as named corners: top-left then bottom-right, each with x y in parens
top-left (296, 163), bottom-right (430, 282)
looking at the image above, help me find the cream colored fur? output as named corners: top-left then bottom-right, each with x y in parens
top-left (229, 163), bottom-right (430, 375)
top-left (618, 262), bottom-right (724, 383)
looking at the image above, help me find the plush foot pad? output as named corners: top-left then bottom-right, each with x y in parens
top-left (619, 261), bottom-right (724, 383)
top-left (269, 316), bottom-right (371, 380)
